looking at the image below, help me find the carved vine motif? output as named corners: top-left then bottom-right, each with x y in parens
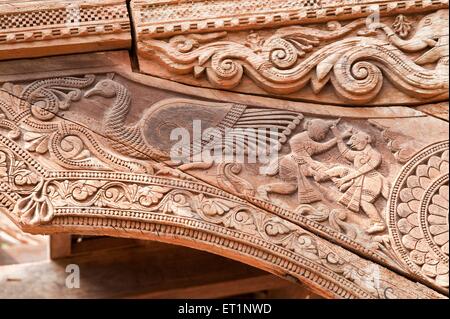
top-left (140, 10), bottom-right (449, 104)
top-left (0, 142), bottom-right (45, 225)
top-left (388, 141), bottom-right (449, 289)
top-left (0, 75), bottom-right (153, 174)
top-left (6, 170), bottom-right (421, 298)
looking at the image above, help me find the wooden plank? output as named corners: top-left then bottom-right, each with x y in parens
top-left (0, 241), bottom-right (301, 299)
top-left (70, 236), bottom-right (142, 256)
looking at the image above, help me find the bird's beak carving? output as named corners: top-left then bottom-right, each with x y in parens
top-left (84, 87), bottom-right (100, 98)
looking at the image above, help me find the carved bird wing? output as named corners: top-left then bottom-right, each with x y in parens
top-left (189, 104), bottom-right (304, 162)
top-left (140, 98), bottom-right (303, 164)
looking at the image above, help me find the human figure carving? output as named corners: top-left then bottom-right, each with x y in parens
top-left (322, 127), bottom-right (390, 234)
top-left (258, 119), bottom-right (342, 204)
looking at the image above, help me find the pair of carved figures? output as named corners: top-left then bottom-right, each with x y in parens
top-left (259, 119), bottom-right (389, 234)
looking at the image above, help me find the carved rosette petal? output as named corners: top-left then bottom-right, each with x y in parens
top-left (388, 140), bottom-right (449, 290)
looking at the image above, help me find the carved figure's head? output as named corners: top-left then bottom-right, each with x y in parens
top-left (84, 79), bottom-right (118, 98)
top-left (304, 119), bottom-right (337, 141)
top-left (347, 131), bottom-right (371, 151)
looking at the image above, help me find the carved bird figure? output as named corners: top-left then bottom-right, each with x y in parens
top-left (84, 77), bottom-right (169, 161)
top-left (84, 76), bottom-right (304, 165)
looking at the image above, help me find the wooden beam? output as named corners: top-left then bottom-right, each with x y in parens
top-left (0, 242), bottom-right (303, 299)
top-left (48, 234), bottom-right (72, 260)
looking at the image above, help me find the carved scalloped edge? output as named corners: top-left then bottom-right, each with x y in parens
top-left (132, 0), bottom-right (449, 38)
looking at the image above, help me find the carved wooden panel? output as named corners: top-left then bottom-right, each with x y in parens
top-left (0, 0), bottom-right (131, 60)
top-left (0, 0), bottom-right (448, 299)
top-left (0, 50), bottom-right (447, 298)
top-left (134, 0), bottom-right (449, 106)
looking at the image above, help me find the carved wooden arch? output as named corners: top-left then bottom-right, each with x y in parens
top-left (0, 0), bottom-right (448, 299)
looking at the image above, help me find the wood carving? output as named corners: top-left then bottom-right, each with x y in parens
top-left (388, 141), bottom-right (449, 288)
top-left (132, 0), bottom-right (448, 38)
top-left (136, 5), bottom-right (449, 105)
top-left (0, 0), bottom-right (131, 60)
top-left (0, 0), bottom-right (448, 300)
top-left (0, 54), bottom-right (448, 297)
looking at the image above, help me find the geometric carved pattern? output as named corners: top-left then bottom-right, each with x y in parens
top-left (0, 0), bottom-right (131, 60)
top-left (388, 141), bottom-right (449, 289)
top-left (133, 0), bottom-right (448, 38)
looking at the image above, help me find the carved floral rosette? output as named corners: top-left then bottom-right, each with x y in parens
top-left (388, 140), bottom-right (449, 289)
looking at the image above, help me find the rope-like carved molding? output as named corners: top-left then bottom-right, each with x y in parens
top-left (0, 0), bottom-right (131, 60)
top-left (132, 0), bottom-right (449, 39)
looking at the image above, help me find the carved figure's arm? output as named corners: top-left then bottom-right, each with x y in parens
top-left (340, 150), bottom-right (382, 182)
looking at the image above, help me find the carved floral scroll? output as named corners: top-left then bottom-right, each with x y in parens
top-left (135, 3), bottom-right (449, 106)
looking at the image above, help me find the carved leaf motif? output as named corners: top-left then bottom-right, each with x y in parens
top-left (13, 169), bottom-right (39, 186)
top-left (12, 182), bottom-right (54, 225)
top-left (264, 217), bottom-right (295, 236)
top-left (222, 209), bottom-right (257, 234)
top-left (136, 185), bottom-right (169, 207)
top-left (71, 180), bottom-right (105, 201)
top-left (97, 185), bottom-right (129, 208)
top-left (195, 193), bottom-right (235, 216)
top-left (47, 180), bottom-right (71, 207)
top-left (23, 131), bottom-right (50, 154)
top-left (160, 191), bottom-right (194, 217)
top-left (392, 15), bottom-right (413, 39)
top-left (285, 234), bottom-right (319, 261)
